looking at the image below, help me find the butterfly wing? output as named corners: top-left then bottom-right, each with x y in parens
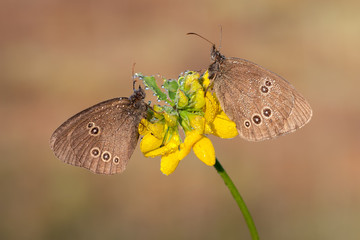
top-left (213, 58), bottom-right (312, 141)
top-left (50, 98), bottom-right (146, 174)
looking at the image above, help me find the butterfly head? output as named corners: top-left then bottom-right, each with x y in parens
top-left (210, 44), bottom-right (225, 63)
top-left (207, 45), bottom-right (226, 79)
top-left (130, 86), bottom-right (146, 103)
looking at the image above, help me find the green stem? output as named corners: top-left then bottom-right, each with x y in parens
top-left (214, 158), bottom-right (259, 240)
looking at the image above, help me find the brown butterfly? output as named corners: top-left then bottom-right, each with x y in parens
top-left (50, 82), bottom-right (148, 174)
top-left (188, 33), bottom-right (312, 141)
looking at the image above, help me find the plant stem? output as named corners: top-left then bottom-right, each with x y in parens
top-left (214, 158), bottom-right (259, 240)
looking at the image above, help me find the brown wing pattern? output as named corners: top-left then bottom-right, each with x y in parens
top-left (214, 58), bottom-right (312, 141)
top-left (50, 98), bottom-right (145, 174)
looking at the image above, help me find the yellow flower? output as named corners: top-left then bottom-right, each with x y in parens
top-left (140, 119), bottom-right (206, 175)
top-left (138, 70), bottom-right (237, 175)
top-left (139, 114), bottom-right (182, 175)
top-left (165, 130), bottom-right (215, 173)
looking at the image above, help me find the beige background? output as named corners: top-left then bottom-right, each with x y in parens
top-left (1, 0), bottom-right (359, 239)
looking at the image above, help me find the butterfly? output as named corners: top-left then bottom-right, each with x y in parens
top-left (50, 83), bottom-right (148, 174)
top-left (189, 32), bottom-right (312, 141)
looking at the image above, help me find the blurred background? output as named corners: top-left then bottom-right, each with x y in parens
top-left (1, 0), bottom-right (359, 239)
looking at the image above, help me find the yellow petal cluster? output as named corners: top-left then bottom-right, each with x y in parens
top-left (139, 71), bottom-right (238, 175)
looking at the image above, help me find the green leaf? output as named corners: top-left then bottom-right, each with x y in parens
top-left (139, 75), bottom-right (168, 101)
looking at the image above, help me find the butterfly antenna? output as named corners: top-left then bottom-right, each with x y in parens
top-left (132, 62), bottom-right (137, 91)
top-left (187, 32), bottom-right (215, 46)
top-left (218, 25), bottom-right (223, 51)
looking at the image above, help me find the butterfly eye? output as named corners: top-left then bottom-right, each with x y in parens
top-left (113, 156), bottom-right (120, 165)
top-left (262, 108), bottom-right (272, 118)
top-left (90, 147), bottom-right (100, 157)
top-left (265, 80), bottom-right (272, 87)
top-left (101, 151), bottom-right (111, 162)
top-left (90, 126), bottom-right (100, 136)
top-left (260, 86), bottom-right (269, 94)
top-left (252, 115), bottom-right (262, 125)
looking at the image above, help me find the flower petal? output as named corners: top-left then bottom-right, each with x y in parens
top-left (144, 129), bottom-right (180, 157)
top-left (138, 119), bottom-right (150, 135)
top-left (191, 89), bottom-right (205, 110)
top-left (163, 112), bottom-right (178, 127)
top-left (140, 133), bottom-right (163, 154)
top-left (188, 114), bottom-right (206, 134)
top-left (211, 111), bottom-right (238, 139)
top-left (178, 131), bottom-right (203, 160)
top-left (204, 92), bottom-right (220, 123)
top-left (150, 122), bottom-right (166, 139)
top-left (193, 136), bottom-right (215, 166)
top-left (201, 71), bottom-right (211, 89)
top-left (138, 118), bottom-right (165, 138)
top-left (184, 72), bottom-right (201, 91)
top-left (160, 151), bottom-right (180, 175)
top-left (177, 90), bottom-right (189, 108)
